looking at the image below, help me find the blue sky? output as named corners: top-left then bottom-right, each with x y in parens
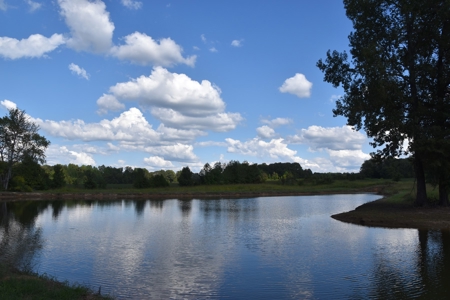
top-left (0, 0), bottom-right (374, 172)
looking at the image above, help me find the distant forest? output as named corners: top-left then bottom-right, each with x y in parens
top-left (4, 157), bottom-right (415, 192)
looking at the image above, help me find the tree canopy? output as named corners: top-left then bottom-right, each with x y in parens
top-left (317, 0), bottom-right (450, 206)
top-left (0, 108), bottom-right (50, 190)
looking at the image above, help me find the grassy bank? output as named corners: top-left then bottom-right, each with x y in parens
top-left (0, 178), bottom-right (392, 201)
top-left (0, 264), bottom-right (112, 300)
top-left (331, 179), bottom-right (450, 230)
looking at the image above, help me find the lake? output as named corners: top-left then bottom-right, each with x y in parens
top-left (1, 195), bottom-right (449, 299)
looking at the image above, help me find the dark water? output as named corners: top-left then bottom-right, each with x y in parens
top-left (1, 195), bottom-right (450, 299)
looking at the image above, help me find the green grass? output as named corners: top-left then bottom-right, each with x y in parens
top-left (33, 178), bottom-right (395, 196)
top-left (0, 265), bottom-right (113, 300)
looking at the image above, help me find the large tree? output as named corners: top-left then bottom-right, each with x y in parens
top-left (0, 108), bottom-right (50, 190)
top-left (317, 0), bottom-right (450, 206)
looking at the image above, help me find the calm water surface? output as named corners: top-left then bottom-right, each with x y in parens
top-left (1, 195), bottom-right (449, 299)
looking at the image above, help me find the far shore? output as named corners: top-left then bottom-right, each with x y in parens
top-left (0, 190), bottom-right (381, 201)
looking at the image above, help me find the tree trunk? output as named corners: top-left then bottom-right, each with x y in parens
top-left (414, 155), bottom-right (427, 206)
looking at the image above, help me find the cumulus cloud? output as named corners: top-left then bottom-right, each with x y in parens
top-left (0, 34), bottom-right (65, 59)
top-left (261, 117), bottom-right (292, 127)
top-left (231, 39), bottom-right (243, 47)
top-left (209, 47), bottom-right (218, 53)
top-left (110, 32), bottom-right (196, 67)
top-left (26, 0), bottom-right (42, 12)
top-left (99, 67), bottom-right (242, 131)
top-left (326, 149), bottom-right (370, 171)
top-left (279, 73), bottom-right (312, 98)
top-left (121, 0), bottom-right (142, 10)
top-left (96, 94), bottom-right (125, 114)
top-left (288, 125), bottom-right (367, 151)
top-left (150, 108), bottom-right (242, 132)
top-left (226, 138), bottom-right (304, 163)
top-left (47, 145), bottom-right (96, 166)
top-left (256, 125), bottom-right (275, 139)
top-left (144, 144), bottom-right (198, 162)
top-left (34, 106), bottom-right (207, 148)
top-left (58, 0), bottom-right (114, 53)
top-left (69, 63), bottom-right (89, 80)
top-left (35, 107), bottom-right (161, 142)
top-left (1, 99), bottom-right (17, 110)
top-left (144, 156), bottom-right (174, 168)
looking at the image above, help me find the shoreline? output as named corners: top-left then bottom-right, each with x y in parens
top-left (332, 197), bottom-right (450, 230)
top-left (0, 186), bottom-right (384, 201)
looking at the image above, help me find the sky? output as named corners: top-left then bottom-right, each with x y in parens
top-left (0, 0), bottom-right (374, 173)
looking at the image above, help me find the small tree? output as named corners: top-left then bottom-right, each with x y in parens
top-left (0, 108), bottom-right (50, 190)
top-left (52, 164), bottom-right (66, 189)
top-left (178, 167), bottom-right (194, 186)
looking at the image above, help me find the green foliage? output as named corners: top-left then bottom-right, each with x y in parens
top-left (133, 168), bottom-right (151, 189)
top-left (178, 167), bottom-right (194, 186)
top-left (317, 0), bottom-right (450, 205)
top-left (360, 158), bottom-right (414, 180)
top-left (0, 108), bottom-right (50, 190)
top-left (12, 155), bottom-right (51, 190)
top-left (150, 174), bottom-right (169, 188)
top-left (83, 169), bottom-right (97, 189)
top-left (52, 164), bottom-right (66, 189)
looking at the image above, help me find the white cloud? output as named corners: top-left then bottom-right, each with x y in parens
top-left (110, 32), bottom-right (196, 67)
top-left (195, 141), bottom-right (228, 147)
top-left (106, 67), bottom-right (223, 116)
top-left (256, 125), bottom-right (275, 139)
top-left (35, 107), bottom-right (161, 142)
top-left (34, 106), bottom-right (207, 147)
top-left (279, 73), bottom-right (313, 98)
top-left (99, 67), bottom-right (242, 131)
top-left (26, 0), bottom-right (42, 12)
top-left (96, 94), bottom-right (125, 114)
top-left (231, 39), bottom-right (243, 47)
top-left (0, 34), bottom-right (65, 59)
top-left (201, 34), bottom-right (206, 43)
top-left (58, 0), bottom-right (114, 53)
top-left (121, 0), bottom-right (142, 10)
top-left (226, 137), bottom-right (305, 163)
top-left (68, 63), bottom-right (89, 80)
top-left (326, 149), bottom-right (370, 172)
top-left (144, 156), bottom-right (174, 168)
top-left (47, 145), bottom-right (96, 166)
top-left (156, 124), bottom-right (206, 142)
top-left (144, 144), bottom-right (198, 162)
top-left (261, 117), bottom-right (292, 127)
top-left (1, 99), bottom-right (17, 110)
top-left (209, 47), bottom-right (218, 53)
top-left (151, 108), bottom-right (242, 132)
top-left (288, 125), bottom-right (366, 151)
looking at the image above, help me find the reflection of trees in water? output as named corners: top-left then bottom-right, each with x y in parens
top-left (178, 199), bottom-right (192, 217)
top-left (416, 230), bottom-right (450, 299)
top-left (0, 201), bottom-right (43, 271)
top-left (149, 199), bottom-right (165, 210)
top-left (134, 200), bottom-right (147, 216)
top-left (369, 229), bottom-right (450, 299)
top-left (199, 198), bottom-right (259, 222)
